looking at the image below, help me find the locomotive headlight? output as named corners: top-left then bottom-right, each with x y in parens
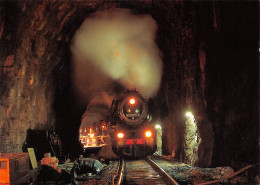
top-left (129, 98), bottom-right (135, 105)
top-left (117, 132), bottom-right (124, 139)
top-left (145, 130), bottom-right (152, 138)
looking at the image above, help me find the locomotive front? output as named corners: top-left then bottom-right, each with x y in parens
top-left (110, 91), bottom-right (157, 157)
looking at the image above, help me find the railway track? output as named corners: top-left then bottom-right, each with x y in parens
top-left (113, 157), bottom-right (179, 185)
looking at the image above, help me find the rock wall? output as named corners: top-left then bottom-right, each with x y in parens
top-left (153, 2), bottom-right (213, 167)
top-left (0, 2), bottom-right (52, 152)
top-left (154, 1), bottom-right (258, 167)
top-left (0, 1), bottom-right (79, 153)
top-left (198, 1), bottom-right (259, 166)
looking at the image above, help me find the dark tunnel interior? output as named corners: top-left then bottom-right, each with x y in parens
top-left (0, 0), bottom-right (258, 170)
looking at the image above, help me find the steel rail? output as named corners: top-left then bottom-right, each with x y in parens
top-left (146, 157), bottom-right (179, 185)
top-left (112, 158), bottom-right (125, 185)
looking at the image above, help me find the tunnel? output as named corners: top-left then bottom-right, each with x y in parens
top-left (0, 0), bottom-right (258, 171)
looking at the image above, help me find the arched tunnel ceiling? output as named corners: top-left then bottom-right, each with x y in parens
top-left (0, 0), bottom-right (258, 167)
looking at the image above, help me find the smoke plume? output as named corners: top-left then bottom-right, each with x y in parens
top-left (81, 92), bottom-right (114, 129)
top-left (71, 8), bottom-right (162, 100)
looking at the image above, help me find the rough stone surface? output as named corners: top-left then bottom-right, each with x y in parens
top-left (0, 1), bottom-right (74, 153)
top-left (153, 1), bottom-right (214, 167)
top-left (151, 156), bottom-right (253, 184)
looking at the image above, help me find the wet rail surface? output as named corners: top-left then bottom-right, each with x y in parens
top-left (114, 157), bottom-right (179, 185)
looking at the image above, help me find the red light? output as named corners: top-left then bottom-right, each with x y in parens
top-left (117, 132), bottom-right (124, 139)
top-left (125, 139), bottom-right (134, 145)
top-left (137, 139), bottom-right (145, 144)
top-left (145, 130), bottom-right (152, 138)
top-left (129, 98), bottom-right (135, 105)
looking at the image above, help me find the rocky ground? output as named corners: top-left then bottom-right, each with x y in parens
top-left (151, 155), bottom-right (258, 185)
top-left (37, 154), bottom-right (258, 184)
top-left (56, 159), bottom-right (119, 185)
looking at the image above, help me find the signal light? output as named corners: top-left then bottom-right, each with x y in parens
top-left (129, 98), bottom-right (135, 105)
top-left (117, 132), bottom-right (124, 139)
top-left (145, 130), bottom-right (152, 138)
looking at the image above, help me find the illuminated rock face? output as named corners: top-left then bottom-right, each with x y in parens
top-left (0, 1), bottom-right (258, 167)
top-left (184, 112), bottom-right (201, 165)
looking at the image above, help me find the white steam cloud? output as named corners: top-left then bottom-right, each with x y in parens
top-left (71, 8), bottom-right (162, 99)
top-left (81, 92), bottom-right (114, 129)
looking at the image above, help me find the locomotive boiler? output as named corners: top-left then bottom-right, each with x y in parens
top-left (109, 90), bottom-right (157, 157)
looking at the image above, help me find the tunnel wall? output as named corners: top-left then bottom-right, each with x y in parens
top-left (153, 1), bottom-right (214, 167)
top-left (199, 1), bottom-right (259, 166)
top-left (0, 1), bottom-right (81, 153)
top-left (0, 1), bottom-right (57, 152)
top-left (0, 0), bottom-right (114, 156)
top-left (157, 1), bottom-right (258, 167)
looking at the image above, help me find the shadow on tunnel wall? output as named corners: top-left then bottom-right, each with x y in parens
top-left (200, 1), bottom-right (259, 166)
top-left (52, 43), bottom-right (84, 159)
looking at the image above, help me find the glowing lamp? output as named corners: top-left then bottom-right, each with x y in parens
top-left (185, 112), bottom-right (194, 119)
top-left (89, 133), bottom-right (94, 139)
top-left (117, 132), bottom-right (124, 139)
top-left (155, 125), bottom-right (161, 129)
top-left (145, 130), bottom-right (152, 138)
top-left (129, 98), bottom-right (135, 105)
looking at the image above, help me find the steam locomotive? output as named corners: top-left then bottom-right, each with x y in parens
top-left (109, 90), bottom-right (157, 157)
